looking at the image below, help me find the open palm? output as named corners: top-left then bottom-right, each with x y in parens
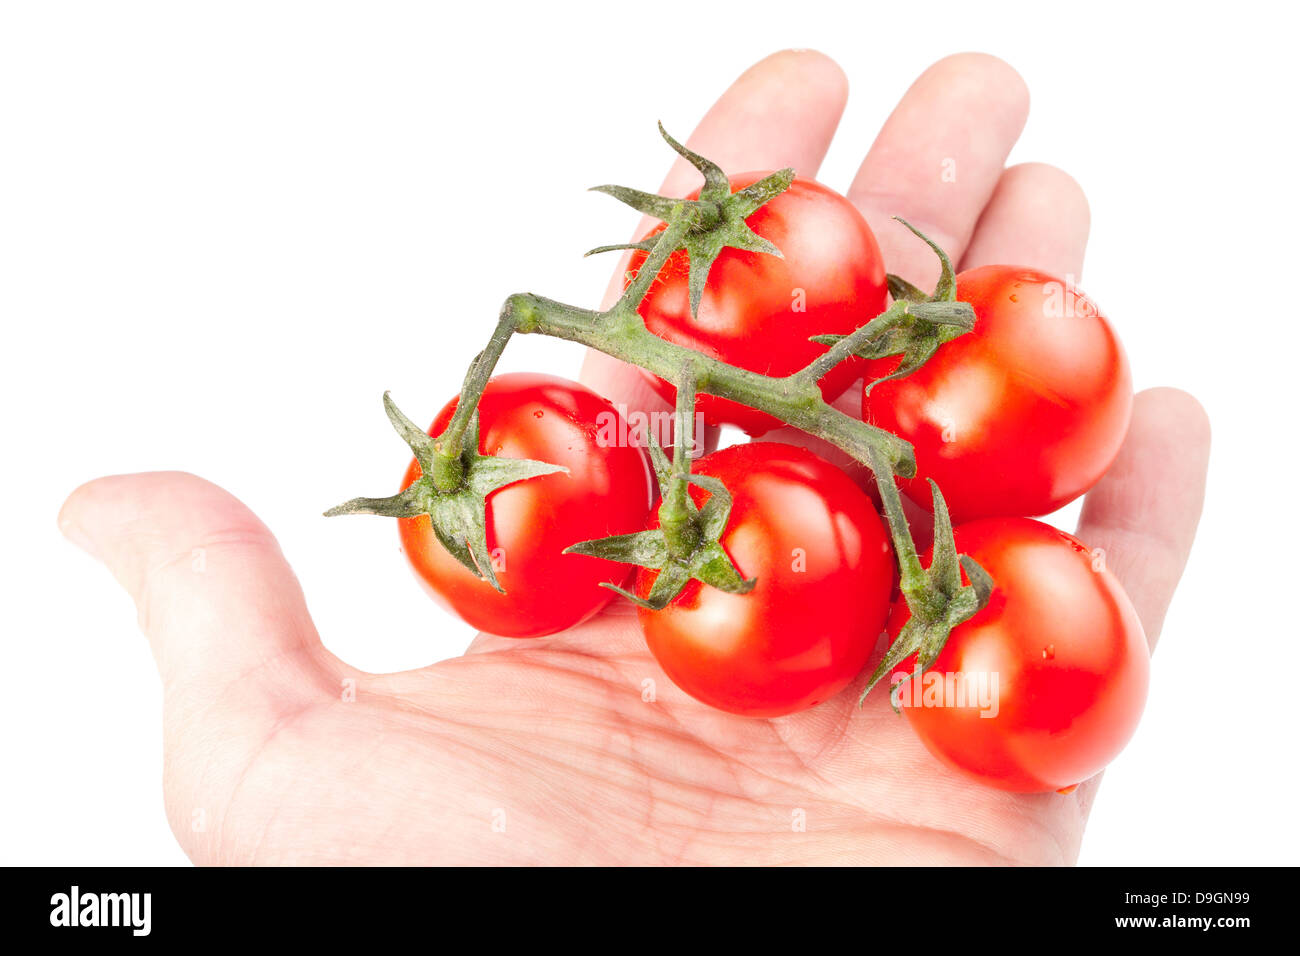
top-left (60, 51), bottom-right (1209, 865)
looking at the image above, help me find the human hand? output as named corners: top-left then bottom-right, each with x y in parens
top-left (59, 51), bottom-right (1209, 865)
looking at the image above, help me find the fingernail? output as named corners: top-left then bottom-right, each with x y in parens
top-left (58, 512), bottom-right (100, 561)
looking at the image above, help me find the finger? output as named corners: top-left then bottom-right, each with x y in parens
top-left (581, 49), bottom-right (850, 415)
top-left (847, 53), bottom-right (1029, 289)
top-left (1075, 388), bottom-right (1211, 649)
top-left (59, 472), bottom-right (339, 701)
top-left (651, 48), bottom-right (850, 200)
top-left (960, 162), bottom-right (1090, 278)
top-left (1070, 389), bottom-right (1208, 820)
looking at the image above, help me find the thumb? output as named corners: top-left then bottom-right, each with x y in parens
top-left (58, 471), bottom-right (336, 704)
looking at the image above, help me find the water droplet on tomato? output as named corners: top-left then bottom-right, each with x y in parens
top-left (1042, 644), bottom-right (1055, 660)
top-left (533, 410), bottom-right (544, 419)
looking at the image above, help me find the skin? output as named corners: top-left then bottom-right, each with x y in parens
top-left (60, 51), bottom-right (1210, 865)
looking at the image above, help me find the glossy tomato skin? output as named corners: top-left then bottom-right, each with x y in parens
top-left (399, 373), bottom-right (653, 638)
top-left (889, 518), bottom-right (1148, 793)
top-left (636, 443), bottom-right (894, 717)
top-left (863, 266), bottom-right (1132, 522)
top-left (631, 174), bottom-right (887, 436)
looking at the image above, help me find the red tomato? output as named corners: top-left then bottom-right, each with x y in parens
top-left (863, 266), bottom-right (1132, 522)
top-left (636, 443), bottom-right (894, 717)
top-left (887, 518), bottom-right (1148, 793)
top-left (630, 174), bottom-right (887, 436)
top-left (399, 373), bottom-right (652, 638)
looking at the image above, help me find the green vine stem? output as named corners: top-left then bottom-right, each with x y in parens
top-left (459, 221), bottom-right (949, 593)
top-left (505, 289), bottom-right (916, 476)
top-left (330, 125), bottom-right (994, 691)
top-left (658, 369), bottom-right (700, 556)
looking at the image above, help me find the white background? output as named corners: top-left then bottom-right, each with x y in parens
top-left (2, 1), bottom-right (1297, 866)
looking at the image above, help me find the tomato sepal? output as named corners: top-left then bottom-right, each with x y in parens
top-left (859, 480), bottom-right (993, 707)
top-left (567, 526), bottom-right (755, 610)
top-left (813, 297), bottom-right (975, 394)
top-left (805, 219), bottom-right (974, 394)
top-left (564, 417), bottom-right (754, 609)
top-left (886, 272), bottom-right (929, 304)
top-left (589, 123), bottom-right (794, 319)
top-left (325, 392), bottom-right (568, 593)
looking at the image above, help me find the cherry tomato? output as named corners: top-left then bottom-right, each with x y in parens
top-left (863, 266), bottom-right (1132, 522)
top-left (888, 518), bottom-right (1149, 793)
top-left (636, 443), bottom-right (894, 717)
top-left (630, 174), bottom-right (887, 436)
top-left (399, 373), bottom-right (652, 638)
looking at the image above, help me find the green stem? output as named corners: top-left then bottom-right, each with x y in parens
top-left (430, 305), bottom-right (517, 491)
top-left (868, 447), bottom-right (926, 597)
top-left (337, 133), bottom-right (992, 703)
top-left (798, 299), bottom-right (909, 382)
top-left (447, 209), bottom-right (931, 643)
top-left (616, 213), bottom-right (693, 313)
top-left (659, 371), bottom-right (699, 555)
top-left (507, 292), bottom-right (913, 475)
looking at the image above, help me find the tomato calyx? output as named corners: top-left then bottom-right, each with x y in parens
top-left (858, 479), bottom-right (994, 707)
top-left (564, 378), bottom-right (754, 610)
top-left (813, 218), bottom-right (976, 394)
top-left (324, 391), bottom-right (567, 593)
top-left (587, 123), bottom-right (793, 319)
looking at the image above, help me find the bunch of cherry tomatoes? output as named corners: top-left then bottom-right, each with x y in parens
top-left (355, 171), bottom-right (1148, 795)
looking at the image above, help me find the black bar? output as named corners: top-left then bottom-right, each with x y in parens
top-left (12, 866), bottom-right (1286, 942)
